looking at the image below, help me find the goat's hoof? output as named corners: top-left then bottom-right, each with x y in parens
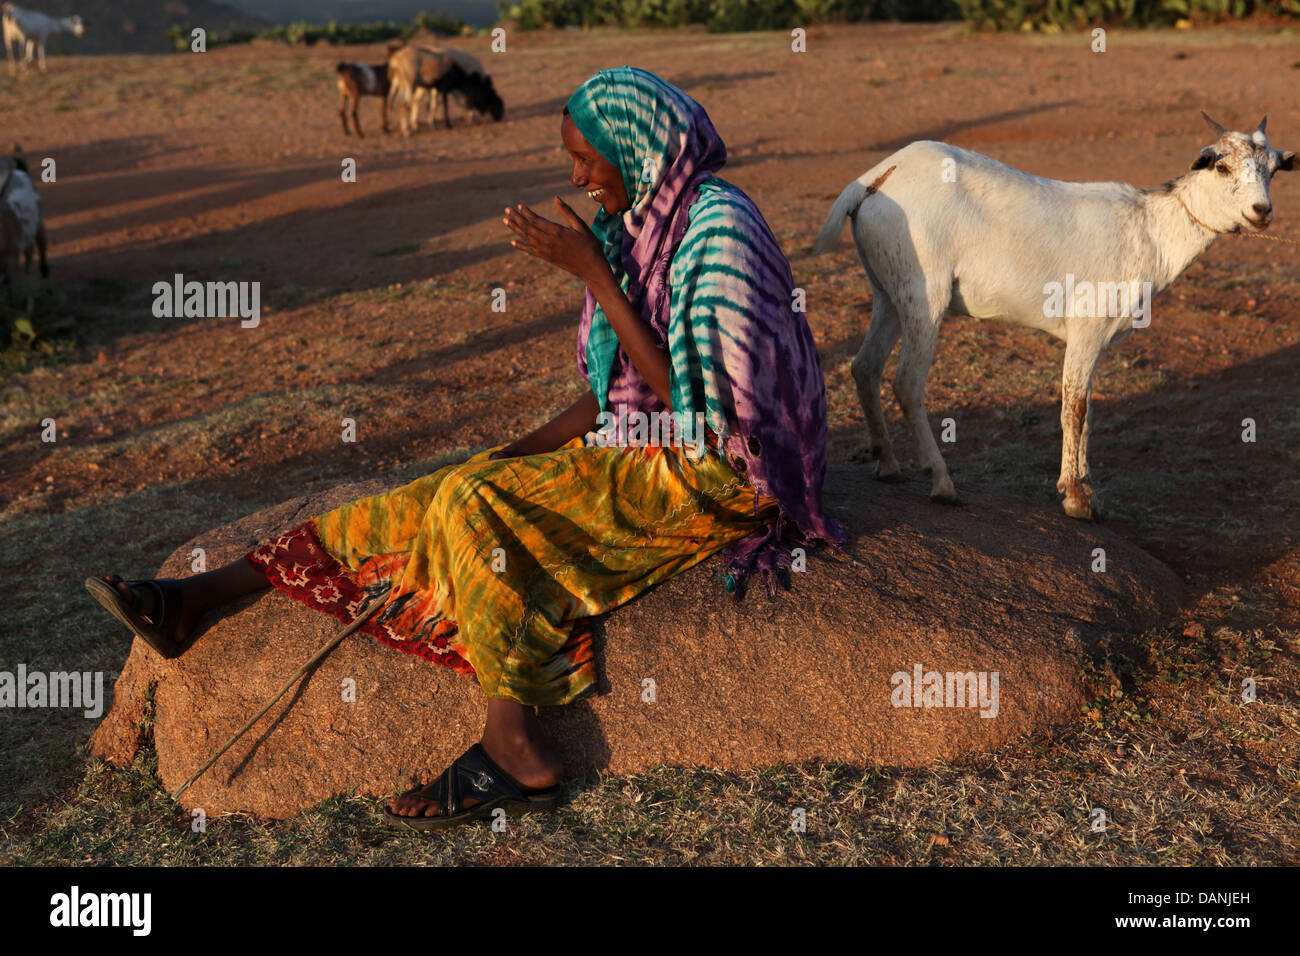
top-left (874, 467), bottom-right (902, 484)
top-left (930, 492), bottom-right (963, 507)
top-left (1062, 498), bottom-right (1095, 521)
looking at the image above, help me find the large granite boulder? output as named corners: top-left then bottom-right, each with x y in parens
top-left (89, 464), bottom-right (1182, 818)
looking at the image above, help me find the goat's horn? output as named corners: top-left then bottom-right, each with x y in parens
top-left (1257, 116), bottom-right (1268, 135)
top-left (1201, 111), bottom-right (1228, 136)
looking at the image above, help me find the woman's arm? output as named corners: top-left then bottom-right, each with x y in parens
top-left (585, 267), bottom-right (672, 408)
top-left (503, 198), bottom-right (673, 408)
top-left (489, 390), bottom-right (599, 460)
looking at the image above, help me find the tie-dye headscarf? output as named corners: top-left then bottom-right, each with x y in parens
top-left (566, 66), bottom-right (845, 595)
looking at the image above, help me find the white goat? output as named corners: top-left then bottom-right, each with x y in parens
top-left (2, 3), bottom-right (84, 74)
top-left (1, 147), bottom-right (48, 292)
top-left (815, 114), bottom-right (1293, 520)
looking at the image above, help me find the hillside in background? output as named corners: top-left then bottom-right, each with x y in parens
top-left (225, 0), bottom-right (500, 26)
top-left (4, 1), bottom-right (499, 55)
top-left (10, 0), bottom-right (268, 54)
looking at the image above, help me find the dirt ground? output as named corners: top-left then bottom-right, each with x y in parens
top-left (1, 22), bottom-right (1297, 863)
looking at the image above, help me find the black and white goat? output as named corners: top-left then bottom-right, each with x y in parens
top-left (1, 145), bottom-right (48, 292)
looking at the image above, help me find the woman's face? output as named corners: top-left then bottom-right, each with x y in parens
top-left (562, 113), bottom-right (629, 216)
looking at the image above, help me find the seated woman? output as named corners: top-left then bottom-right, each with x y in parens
top-left (86, 66), bottom-right (845, 831)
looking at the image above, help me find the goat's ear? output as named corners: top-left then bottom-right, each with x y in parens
top-left (1190, 148), bottom-right (1216, 171)
top-left (1278, 150), bottom-right (1296, 172)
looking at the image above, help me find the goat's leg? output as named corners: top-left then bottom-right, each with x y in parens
top-left (1078, 387), bottom-right (1101, 517)
top-left (852, 281), bottom-right (902, 480)
top-left (35, 39), bottom-right (44, 72)
top-left (391, 83), bottom-right (410, 135)
top-left (339, 90), bottom-right (352, 135)
top-left (380, 90), bottom-right (391, 133)
top-left (1078, 362), bottom-right (1104, 515)
top-left (352, 98), bottom-right (363, 138)
top-left (393, 86), bottom-right (408, 135)
top-left (892, 284), bottom-right (957, 504)
top-left (408, 86), bottom-right (423, 135)
top-left (2, 253), bottom-right (18, 302)
top-left (1057, 338), bottom-right (1100, 520)
top-left (440, 88), bottom-right (452, 130)
top-left (35, 221), bottom-right (47, 278)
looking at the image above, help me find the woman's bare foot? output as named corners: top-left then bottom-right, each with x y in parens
top-left (387, 699), bottom-right (563, 818)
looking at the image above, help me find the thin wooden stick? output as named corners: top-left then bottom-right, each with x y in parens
top-left (171, 590), bottom-right (390, 802)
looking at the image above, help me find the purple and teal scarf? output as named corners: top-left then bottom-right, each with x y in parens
top-left (566, 66), bottom-right (846, 595)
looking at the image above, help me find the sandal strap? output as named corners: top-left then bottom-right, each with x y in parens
top-left (404, 744), bottom-right (531, 819)
top-left (463, 744), bottom-right (530, 798)
top-left (133, 579), bottom-right (167, 627)
top-left (132, 577), bottom-right (183, 631)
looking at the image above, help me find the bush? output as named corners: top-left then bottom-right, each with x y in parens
top-left (164, 24), bottom-right (259, 52)
top-left (955, 0), bottom-right (1298, 29)
top-left (414, 9), bottom-right (472, 35)
top-left (498, 0), bottom-right (1294, 28)
top-left (166, 9), bottom-right (471, 51)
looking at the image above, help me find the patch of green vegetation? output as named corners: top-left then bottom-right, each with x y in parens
top-left (164, 10), bottom-right (471, 54)
top-left (1079, 645), bottom-right (1149, 729)
top-left (372, 243), bottom-right (422, 259)
top-left (1, 277), bottom-right (77, 377)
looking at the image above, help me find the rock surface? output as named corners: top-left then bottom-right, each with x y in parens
top-left (90, 464), bottom-right (1182, 818)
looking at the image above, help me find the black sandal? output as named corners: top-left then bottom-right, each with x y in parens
top-left (382, 743), bottom-right (561, 832)
top-left (84, 575), bottom-right (187, 659)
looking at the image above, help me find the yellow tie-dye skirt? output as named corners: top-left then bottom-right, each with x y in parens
top-left (245, 434), bottom-right (778, 707)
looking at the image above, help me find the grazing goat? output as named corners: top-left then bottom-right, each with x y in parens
top-left (814, 113), bottom-right (1293, 520)
top-left (425, 48), bottom-right (494, 126)
top-left (2, 3), bottom-right (84, 74)
top-left (336, 62), bottom-right (390, 137)
top-left (386, 44), bottom-right (503, 134)
top-left (1, 145), bottom-right (48, 293)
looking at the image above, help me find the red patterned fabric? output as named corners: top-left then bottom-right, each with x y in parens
top-left (244, 522), bottom-right (476, 675)
top-left (244, 521), bottom-right (598, 683)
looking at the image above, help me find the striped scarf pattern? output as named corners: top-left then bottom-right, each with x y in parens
top-left (566, 66), bottom-right (846, 594)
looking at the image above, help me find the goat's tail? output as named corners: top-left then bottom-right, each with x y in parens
top-left (813, 164), bottom-right (898, 254)
top-left (336, 62), bottom-right (351, 74)
top-left (813, 180), bottom-right (870, 254)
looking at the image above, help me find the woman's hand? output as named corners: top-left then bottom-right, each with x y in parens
top-left (503, 197), bottom-right (611, 286)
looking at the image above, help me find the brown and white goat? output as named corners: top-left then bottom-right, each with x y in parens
top-left (1, 145), bottom-right (48, 294)
top-left (336, 62), bottom-right (390, 137)
top-left (386, 45), bottom-right (503, 135)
